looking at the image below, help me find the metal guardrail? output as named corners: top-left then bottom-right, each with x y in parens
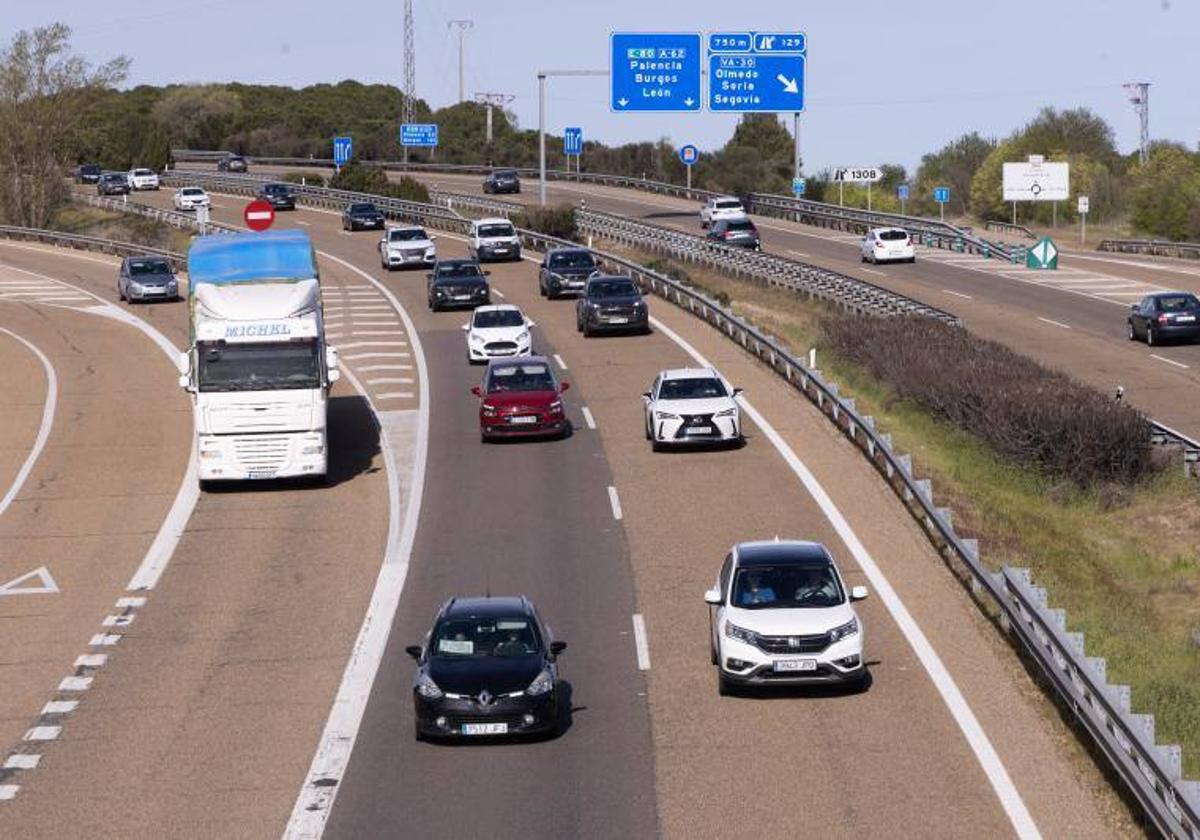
top-left (1150, 421), bottom-right (1200, 477)
top-left (66, 174), bottom-right (1200, 835)
top-left (74, 192), bottom-right (238, 236)
top-left (985, 220), bottom-right (1037, 239)
top-left (427, 189), bottom-right (522, 219)
top-left (1098, 239), bottom-right (1200, 261)
top-left (0, 224), bottom-right (186, 269)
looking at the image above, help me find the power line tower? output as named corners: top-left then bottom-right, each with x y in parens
top-left (474, 92), bottom-right (515, 147)
top-left (447, 19), bottom-right (473, 103)
top-left (1124, 82), bottom-right (1150, 165)
top-left (402, 0), bottom-right (416, 162)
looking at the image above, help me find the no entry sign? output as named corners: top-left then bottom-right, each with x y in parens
top-left (243, 199), bottom-right (275, 231)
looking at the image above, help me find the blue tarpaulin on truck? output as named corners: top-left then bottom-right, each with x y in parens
top-left (187, 230), bottom-right (318, 290)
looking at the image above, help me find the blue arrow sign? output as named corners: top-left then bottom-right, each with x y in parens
top-left (709, 53), bottom-right (806, 112)
top-left (792, 177), bottom-right (806, 197)
top-left (400, 123), bottom-right (438, 147)
top-left (333, 136), bottom-right (352, 167)
top-left (934, 186), bottom-right (950, 203)
top-left (610, 32), bottom-right (702, 112)
top-left (563, 127), bottom-right (583, 156)
top-left (679, 144), bottom-right (699, 165)
top-left (897, 184), bottom-right (910, 201)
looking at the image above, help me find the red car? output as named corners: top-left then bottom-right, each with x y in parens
top-left (472, 356), bottom-right (570, 442)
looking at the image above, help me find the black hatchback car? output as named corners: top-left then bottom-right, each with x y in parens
top-left (342, 201), bottom-right (385, 231)
top-left (257, 183), bottom-right (296, 210)
top-left (576, 275), bottom-right (650, 336)
top-left (406, 596), bottom-right (567, 741)
top-left (1128, 292), bottom-right (1200, 346)
top-left (539, 248), bottom-right (599, 299)
top-left (97, 172), bottom-right (129, 196)
top-left (483, 168), bottom-right (521, 194)
top-left (428, 259), bottom-right (490, 311)
top-left (707, 217), bottom-right (761, 250)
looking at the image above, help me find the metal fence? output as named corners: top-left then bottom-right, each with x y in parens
top-left (1098, 239), bottom-right (1200, 261)
top-left (985, 220), bottom-right (1037, 239)
top-left (0, 224), bottom-right (186, 269)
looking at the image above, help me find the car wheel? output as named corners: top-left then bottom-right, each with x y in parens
top-left (650, 437), bottom-right (664, 452)
top-left (644, 418), bottom-right (652, 441)
top-left (1147, 326), bottom-right (1156, 346)
top-left (1127, 321), bottom-right (1136, 341)
top-left (717, 670), bottom-right (735, 697)
top-left (583, 321), bottom-right (593, 337)
top-left (710, 636), bottom-right (718, 665)
top-left (118, 284), bottom-right (125, 302)
top-left (575, 315), bottom-right (583, 333)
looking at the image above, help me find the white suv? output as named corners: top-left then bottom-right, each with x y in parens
top-left (469, 217), bottom-right (522, 263)
top-left (700, 196), bottom-right (746, 228)
top-left (643, 367), bottom-right (742, 451)
top-left (379, 225), bottom-right (437, 270)
top-left (705, 540), bottom-right (869, 694)
top-left (861, 227), bottom-right (915, 264)
top-left (127, 168), bottom-right (160, 190)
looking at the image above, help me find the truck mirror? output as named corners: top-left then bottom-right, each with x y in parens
top-left (327, 369), bottom-right (341, 383)
top-left (176, 351), bottom-right (189, 375)
top-left (178, 374), bottom-right (190, 389)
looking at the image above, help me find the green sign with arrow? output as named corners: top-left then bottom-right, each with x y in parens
top-left (1027, 236), bottom-right (1059, 270)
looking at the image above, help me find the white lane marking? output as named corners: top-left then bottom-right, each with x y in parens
top-left (0, 785), bottom-right (19, 800)
top-left (0, 567), bottom-right (59, 597)
top-left (88, 633), bottom-right (121, 646)
top-left (343, 352), bottom-right (411, 361)
top-left (648, 315), bottom-right (1040, 839)
top-left (40, 701), bottom-right (77, 715)
top-left (348, 330), bottom-right (401, 336)
top-left (296, 220), bottom-right (312, 226)
top-left (346, 320), bottom-right (400, 327)
top-left (375, 392), bottom-right (415, 400)
top-left (787, 249), bottom-right (809, 258)
top-left (0, 329), bottom-right (57, 520)
top-left (358, 364), bottom-right (413, 372)
top-left (1151, 354), bottom-right (1189, 369)
top-left (3, 755), bottom-right (39, 770)
top-left (860, 267), bottom-right (885, 276)
top-left (632, 613), bottom-right (651, 670)
top-left (23, 727), bottom-right (60, 742)
top-left (338, 341), bottom-right (408, 349)
top-left (73, 654), bottom-right (106, 668)
top-left (1036, 317), bottom-right (1071, 330)
top-left (367, 378), bottom-right (414, 385)
top-left (581, 406), bottom-right (596, 429)
top-left (942, 289), bottom-right (973, 300)
top-left (115, 596), bottom-right (146, 608)
top-left (553, 353), bottom-right (568, 370)
top-left (493, 289), bottom-right (506, 299)
top-left (102, 614), bottom-right (135, 627)
top-left (607, 485), bottom-right (623, 521)
top-left (284, 250), bottom-right (430, 837)
top-left (58, 676), bottom-right (92, 691)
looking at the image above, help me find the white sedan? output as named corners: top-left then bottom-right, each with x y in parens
top-left (380, 225), bottom-right (437, 270)
top-left (642, 367), bottom-right (743, 450)
top-left (462, 304), bottom-right (535, 363)
top-left (173, 186), bottom-right (210, 211)
top-left (860, 227), bottom-right (915, 264)
top-left (127, 168), bottom-right (160, 190)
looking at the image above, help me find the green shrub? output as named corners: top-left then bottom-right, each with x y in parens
top-left (514, 203), bottom-right (577, 241)
top-left (327, 163), bottom-right (429, 203)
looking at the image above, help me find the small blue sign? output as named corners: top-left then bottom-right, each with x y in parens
top-left (563, 127), bottom-right (583, 157)
top-left (792, 177), bottom-right (806, 197)
top-left (333, 136), bottom-right (352, 167)
top-left (751, 32), bottom-right (807, 53)
top-left (897, 184), bottom-right (910, 202)
top-left (934, 186), bottom-right (950, 203)
top-left (400, 123), bottom-right (438, 147)
top-left (708, 32), bottom-right (751, 52)
top-left (679, 144), bottom-right (700, 165)
top-left (610, 32), bottom-right (702, 112)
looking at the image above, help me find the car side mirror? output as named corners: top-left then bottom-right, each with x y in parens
top-left (559, 381), bottom-right (570, 392)
top-left (470, 385), bottom-right (482, 397)
top-left (177, 374), bottom-right (190, 389)
top-left (525, 319), bottom-right (536, 328)
top-left (641, 391), bottom-right (652, 400)
top-left (704, 588), bottom-right (722, 605)
top-left (732, 387), bottom-right (744, 396)
top-left (405, 645), bottom-right (422, 661)
top-left (461, 323), bottom-right (470, 331)
top-left (425, 273), bottom-right (434, 281)
top-left (484, 270), bottom-right (492, 276)
top-left (1129, 303), bottom-right (1139, 311)
top-left (549, 641), bottom-right (567, 656)
top-left (850, 586), bottom-right (869, 601)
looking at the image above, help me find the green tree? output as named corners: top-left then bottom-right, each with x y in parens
top-left (913, 132), bottom-right (995, 216)
top-left (1127, 144), bottom-right (1200, 241)
top-left (153, 84), bottom-right (241, 149)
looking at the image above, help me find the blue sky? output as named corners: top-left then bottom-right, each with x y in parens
top-left (13, 1), bottom-right (1199, 173)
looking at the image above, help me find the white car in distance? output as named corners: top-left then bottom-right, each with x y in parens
top-left (706, 540), bottom-right (869, 695)
top-left (861, 227), bottom-right (915, 264)
top-left (127, 168), bottom-right (160, 190)
top-left (700, 196), bottom-right (746, 228)
top-left (379, 225), bottom-right (437, 271)
top-left (463, 304), bottom-right (535, 363)
top-left (643, 367), bottom-right (743, 450)
top-left (173, 186), bottom-right (210, 211)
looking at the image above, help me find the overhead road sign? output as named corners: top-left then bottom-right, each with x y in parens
top-left (563, 127), bottom-right (583, 156)
top-left (243, 199), bottom-right (275, 232)
top-left (832, 167), bottom-right (882, 183)
top-left (400, 123), bottom-right (439, 147)
top-left (708, 31), bottom-right (806, 113)
top-left (793, 177), bottom-right (806, 197)
top-left (333, 136), bottom-right (352, 167)
top-left (1028, 236), bottom-right (1059, 270)
top-left (679, 144), bottom-right (699, 165)
top-left (610, 32), bottom-right (702, 112)
top-left (1003, 160), bottom-right (1069, 202)
top-left (933, 186), bottom-right (950, 203)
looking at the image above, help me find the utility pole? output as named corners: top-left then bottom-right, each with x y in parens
top-left (1124, 82), bottom-right (1150, 165)
top-left (447, 19), bottom-right (474, 104)
top-left (474, 92), bottom-right (515, 146)
top-left (536, 69), bottom-right (607, 206)
top-left (402, 0), bottom-right (416, 163)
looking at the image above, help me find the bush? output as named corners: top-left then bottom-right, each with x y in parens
top-left (282, 171), bottom-right (324, 187)
top-left (821, 315), bottom-right (1156, 487)
top-left (513, 203), bottom-right (577, 241)
top-left (327, 163), bottom-right (429, 203)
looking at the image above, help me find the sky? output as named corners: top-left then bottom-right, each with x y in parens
top-left (9, 1), bottom-right (1199, 174)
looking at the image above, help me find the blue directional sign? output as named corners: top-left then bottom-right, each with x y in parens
top-left (933, 186), bottom-right (951, 203)
top-left (708, 31), bottom-right (806, 113)
top-left (610, 32), bottom-right (702, 112)
top-left (679, 144), bottom-right (700, 165)
top-left (563, 127), bottom-right (583, 156)
top-left (333, 136), bottom-right (352, 167)
top-left (897, 184), bottom-right (910, 202)
top-left (400, 123), bottom-right (438, 147)
top-left (792, 177), bottom-right (806, 197)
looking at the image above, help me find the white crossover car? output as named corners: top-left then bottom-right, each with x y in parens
top-left (173, 186), bottom-right (210, 211)
top-left (861, 227), bottom-right (915, 264)
top-left (469, 217), bottom-right (522, 263)
top-left (706, 540), bottom-right (869, 694)
top-left (127, 168), bottom-right (160, 190)
top-left (700, 196), bottom-right (746, 228)
top-left (380, 225), bottom-right (437, 270)
top-left (462, 304), bottom-right (535, 363)
top-left (643, 367), bottom-right (742, 450)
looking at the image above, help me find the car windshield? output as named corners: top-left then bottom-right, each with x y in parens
top-left (437, 263), bottom-right (483, 278)
top-left (129, 260), bottom-right (171, 276)
top-left (474, 309), bottom-right (525, 329)
top-left (588, 279), bottom-right (638, 298)
top-left (102, 174), bottom-right (124, 182)
top-left (493, 170), bottom-right (517, 178)
top-left (81, 165), bottom-right (100, 173)
top-left (478, 223), bottom-right (514, 238)
top-left (264, 184), bottom-right (291, 194)
top-left (1158, 294), bottom-right (1200, 311)
top-left (879, 230), bottom-right (908, 241)
top-left (659, 377), bottom-right (727, 400)
top-left (389, 228), bottom-right (427, 242)
top-left (197, 341), bottom-right (321, 392)
top-left (432, 616), bottom-right (541, 658)
top-left (181, 188), bottom-right (204, 196)
top-left (716, 200), bottom-right (742, 210)
top-left (549, 251), bottom-right (596, 269)
top-left (132, 169), bottom-right (153, 176)
top-left (731, 563), bottom-right (844, 609)
top-left (486, 361), bottom-right (554, 393)
top-left (349, 203), bottom-right (377, 213)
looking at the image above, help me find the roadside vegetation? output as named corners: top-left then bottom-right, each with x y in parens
top-left (50, 204), bottom-right (190, 254)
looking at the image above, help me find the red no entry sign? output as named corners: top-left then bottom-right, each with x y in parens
top-left (243, 199), bottom-right (275, 231)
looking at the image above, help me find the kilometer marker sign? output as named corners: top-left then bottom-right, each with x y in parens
top-left (243, 199), bottom-right (275, 232)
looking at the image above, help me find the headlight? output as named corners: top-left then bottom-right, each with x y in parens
top-left (525, 668), bottom-right (554, 696)
top-left (301, 444), bottom-right (324, 455)
top-left (129, 283), bottom-right (143, 293)
top-left (828, 618), bottom-right (859, 643)
top-left (724, 622), bottom-right (756, 645)
top-left (548, 399), bottom-right (563, 414)
top-left (481, 403), bottom-right (497, 417)
top-left (474, 287), bottom-right (487, 295)
top-left (714, 407), bottom-right (737, 418)
top-left (633, 300), bottom-right (646, 309)
top-left (424, 247), bottom-right (436, 256)
top-left (469, 334), bottom-right (485, 345)
top-left (654, 410), bottom-right (679, 420)
top-left (516, 330), bottom-right (530, 342)
top-left (415, 672), bottom-right (443, 699)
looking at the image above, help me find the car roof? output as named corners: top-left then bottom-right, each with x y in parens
top-left (475, 217), bottom-right (513, 226)
top-left (870, 227), bottom-right (908, 235)
top-left (473, 303), bottom-right (521, 315)
top-left (548, 246), bottom-right (590, 255)
top-left (734, 540), bottom-right (833, 567)
top-left (441, 595), bottom-right (532, 619)
top-left (658, 367), bottom-right (718, 381)
top-left (713, 196), bottom-right (742, 203)
top-left (387, 224), bottom-right (425, 231)
top-left (587, 274), bottom-right (635, 283)
top-left (435, 258), bottom-right (480, 267)
top-left (1149, 291), bottom-right (1194, 298)
top-left (486, 354), bottom-right (550, 369)
top-left (179, 186), bottom-right (205, 191)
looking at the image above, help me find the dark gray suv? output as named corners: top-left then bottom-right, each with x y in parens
top-left (575, 275), bottom-right (650, 337)
top-left (97, 172), bottom-right (130, 196)
top-left (538, 248), bottom-right (599, 299)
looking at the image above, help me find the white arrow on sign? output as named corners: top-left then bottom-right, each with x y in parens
top-left (776, 74), bottom-right (799, 94)
top-left (0, 566), bottom-right (59, 597)
top-left (617, 97), bottom-right (629, 107)
top-left (684, 97), bottom-right (695, 106)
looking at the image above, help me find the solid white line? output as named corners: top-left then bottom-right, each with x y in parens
top-left (493, 288), bottom-right (506, 299)
top-left (1036, 317), bottom-right (1071, 330)
top-left (860, 267), bottom-right (885, 276)
top-left (0, 329), bottom-right (57, 520)
top-left (1151, 354), bottom-right (1189, 369)
top-left (366, 378), bottom-right (414, 385)
top-left (631, 614), bottom-right (651, 670)
top-left (296, 220), bottom-right (312, 226)
top-left (284, 250), bottom-right (430, 838)
top-left (648, 315), bottom-right (1040, 839)
top-left (787, 249), bottom-right (809, 258)
top-left (553, 353), bottom-right (568, 370)
top-left (942, 289), bottom-right (973, 300)
top-left (581, 406), bottom-right (596, 429)
top-left (357, 364), bottom-right (413, 372)
top-left (343, 352), bottom-right (411, 361)
top-left (607, 485), bottom-right (623, 521)
top-left (375, 391), bottom-right (415, 400)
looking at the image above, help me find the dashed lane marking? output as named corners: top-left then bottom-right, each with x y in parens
top-left (553, 353), bottom-right (568, 370)
top-left (3, 756), bottom-right (39, 770)
top-left (1151, 354), bottom-right (1189, 369)
top-left (581, 406), bottom-right (596, 429)
top-left (338, 341), bottom-right (408, 350)
top-left (632, 614), bottom-right (651, 671)
top-left (357, 364), bottom-right (413, 372)
top-left (607, 485), bottom-right (623, 521)
top-left (375, 392), bottom-right (415, 400)
top-left (942, 289), bottom-right (973, 300)
top-left (366, 378), bottom-right (414, 386)
top-left (1036, 317), bottom-right (1071, 329)
top-left (343, 352), bottom-right (411, 361)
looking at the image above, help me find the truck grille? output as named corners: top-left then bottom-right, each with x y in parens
top-left (232, 435), bottom-right (291, 472)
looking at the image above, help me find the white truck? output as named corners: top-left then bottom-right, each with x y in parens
top-left (178, 230), bottom-right (340, 487)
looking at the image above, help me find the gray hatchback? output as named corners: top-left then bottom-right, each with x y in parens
top-left (118, 256), bottom-right (180, 303)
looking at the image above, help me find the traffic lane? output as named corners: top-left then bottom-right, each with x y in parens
top-left (480, 269), bottom-right (1021, 836)
top-left (0, 258), bottom-right (394, 838)
top-left (1063, 251), bottom-right (1200, 291)
top-left (0, 325), bottom-right (45, 511)
top-left (325, 250), bottom-right (657, 837)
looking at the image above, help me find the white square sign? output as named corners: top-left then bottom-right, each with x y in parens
top-left (1077, 196), bottom-right (1089, 214)
top-left (1002, 161), bottom-right (1069, 202)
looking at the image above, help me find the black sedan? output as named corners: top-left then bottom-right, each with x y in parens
top-left (406, 595), bottom-right (566, 741)
top-left (539, 247), bottom-right (599, 299)
top-left (257, 183), bottom-right (296, 210)
top-left (706, 217), bottom-right (761, 250)
top-left (1128, 292), bottom-right (1200, 346)
top-left (576, 275), bottom-right (650, 336)
top-left (342, 201), bottom-right (385, 231)
top-left (428, 259), bottom-right (490, 311)
top-left (483, 168), bottom-right (521, 194)
top-left (97, 172), bottom-right (129, 196)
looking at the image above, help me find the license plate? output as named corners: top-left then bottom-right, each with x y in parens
top-left (607, 316), bottom-right (629, 324)
top-left (685, 427), bottom-right (713, 435)
top-left (247, 470), bottom-right (277, 480)
top-left (454, 295), bottom-right (472, 301)
top-left (461, 722), bottom-right (507, 735)
top-left (773, 659), bottom-right (817, 672)
top-left (509, 415), bottom-right (538, 425)
top-left (1177, 315), bottom-right (1196, 323)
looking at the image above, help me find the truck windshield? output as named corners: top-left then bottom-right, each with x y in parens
top-left (197, 341), bottom-right (321, 392)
